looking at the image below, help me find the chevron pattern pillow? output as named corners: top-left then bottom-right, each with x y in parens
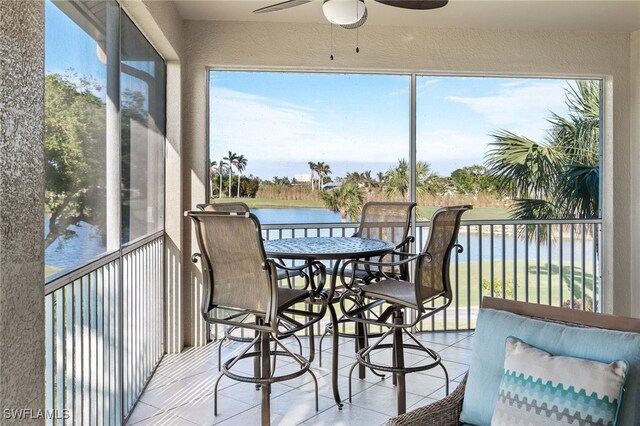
top-left (491, 337), bottom-right (628, 426)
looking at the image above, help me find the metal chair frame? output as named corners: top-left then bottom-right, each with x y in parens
top-left (318, 201), bottom-right (417, 376)
top-left (338, 205), bottom-right (472, 416)
top-left (187, 211), bottom-right (328, 426)
top-left (196, 202), bottom-right (304, 366)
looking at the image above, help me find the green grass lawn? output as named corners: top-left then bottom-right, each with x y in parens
top-left (290, 258), bottom-right (598, 332)
top-left (417, 206), bottom-right (511, 220)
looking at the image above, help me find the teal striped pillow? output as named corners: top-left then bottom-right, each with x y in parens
top-left (492, 337), bottom-right (628, 426)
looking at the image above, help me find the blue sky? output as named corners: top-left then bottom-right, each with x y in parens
top-left (45, 0), bottom-right (107, 93)
top-left (45, 0), bottom-right (583, 182)
top-left (210, 71), bottom-right (575, 180)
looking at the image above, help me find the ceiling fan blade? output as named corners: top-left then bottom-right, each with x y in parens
top-left (253, 0), bottom-right (315, 14)
top-left (373, 0), bottom-right (448, 10)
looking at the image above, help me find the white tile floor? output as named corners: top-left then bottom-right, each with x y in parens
top-left (126, 331), bottom-right (473, 426)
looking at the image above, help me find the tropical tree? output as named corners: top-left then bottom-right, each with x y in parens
top-left (361, 170), bottom-right (376, 190)
top-left (217, 159), bottom-right (226, 198)
top-left (321, 183), bottom-right (365, 222)
top-left (316, 162), bottom-right (332, 189)
top-left (308, 161), bottom-right (317, 191)
top-left (450, 165), bottom-right (502, 196)
top-left (384, 159), bottom-right (436, 199)
top-left (484, 81), bottom-right (600, 220)
top-left (235, 154), bottom-right (248, 197)
top-left (209, 160), bottom-right (219, 199)
top-left (44, 72), bottom-right (106, 248)
top-left (223, 151), bottom-right (238, 198)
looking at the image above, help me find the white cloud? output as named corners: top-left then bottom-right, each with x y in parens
top-left (418, 128), bottom-right (490, 165)
top-left (445, 80), bottom-right (568, 141)
top-left (209, 88), bottom-right (407, 166)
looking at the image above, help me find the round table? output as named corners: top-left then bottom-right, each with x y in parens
top-left (264, 236), bottom-right (394, 407)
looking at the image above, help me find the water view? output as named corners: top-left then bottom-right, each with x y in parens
top-left (46, 208), bottom-right (595, 280)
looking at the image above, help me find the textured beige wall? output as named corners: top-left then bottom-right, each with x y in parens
top-left (123, 0), bottom-right (185, 352)
top-left (0, 0), bottom-right (45, 422)
top-left (628, 30), bottom-right (640, 320)
top-left (182, 20), bottom-right (633, 333)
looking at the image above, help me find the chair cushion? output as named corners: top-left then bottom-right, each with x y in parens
top-left (459, 309), bottom-right (640, 426)
top-left (491, 337), bottom-right (628, 426)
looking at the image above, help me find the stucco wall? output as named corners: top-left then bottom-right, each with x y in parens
top-left (182, 21), bottom-right (633, 342)
top-left (630, 30), bottom-right (640, 320)
top-left (0, 0), bottom-right (45, 421)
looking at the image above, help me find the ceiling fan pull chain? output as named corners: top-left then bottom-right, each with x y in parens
top-left (356, 0), bottom-right (360, 53)
top-left (330, 23), bottom-right (334, 60)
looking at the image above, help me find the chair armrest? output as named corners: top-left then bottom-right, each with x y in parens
top-left (267, 259), bottom-right (326, 294)
top-left (386, 374), bottom-right (467, 426)
top-left (339, 255), bottom-right (422, 290)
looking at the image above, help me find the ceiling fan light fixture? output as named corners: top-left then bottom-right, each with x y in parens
top-left (322, 0), bottom-right (366, 26)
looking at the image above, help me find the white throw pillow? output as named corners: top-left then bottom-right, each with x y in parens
top-left (491, 337), bottom-right (628, 426)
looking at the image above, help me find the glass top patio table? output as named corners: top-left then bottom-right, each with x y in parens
top-left (263, 236), bottom-right (394, 408)
top-left (263, 236), bottom-right (394, 260)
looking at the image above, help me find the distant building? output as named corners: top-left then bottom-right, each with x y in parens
top-left (294, 174), bottom-right (311, 183)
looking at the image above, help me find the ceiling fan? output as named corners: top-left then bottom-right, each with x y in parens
top-left (253, 0), bottom-right (448, 30)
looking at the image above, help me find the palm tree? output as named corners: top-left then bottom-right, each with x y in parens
top-left (316, 162), bottom-right (332, 189)
top-left (484, 81), bottom-right (600, 220)
top-left (217, 159), bottom-right (227, 198)
top-left (235, 154), bottom-right (248, 198)
top-left (308, 161), bottom-right (317, 191)
top-left (209, 160), bottom-right (217, 199)
top-left (362, 170), bottom-right (375, 191)
top-left (321, 183), bottom-right (365, 222)
top-left (384, 159), bottom-right (436, 200)
top-left (223, 151), bottom-right (238, 198)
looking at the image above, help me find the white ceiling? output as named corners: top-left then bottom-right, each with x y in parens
top-left (172, 0), bottom-right (640, 33)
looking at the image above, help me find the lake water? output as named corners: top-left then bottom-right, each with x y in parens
top-left (45, 208), bottom-right (595, 277)
top-left (253, 208), bottom-right (344, 224)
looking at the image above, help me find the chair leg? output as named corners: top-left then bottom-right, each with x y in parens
top-left (356, 320), bottom-right (366, 379)
top-left (393, 311), bottom-right (406, 415)
top-left (260, 331), bottom-right (271, 426)
top-left (318, 324), bottom-right (330, 367)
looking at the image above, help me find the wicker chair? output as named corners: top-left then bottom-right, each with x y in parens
top-left (388, 296), bottom-right (640, 425)
top-left (187, 211), bottom-right (328, 426)
top-left (339, 205), bottom-right (471, 415)
top-left (319, 202), bottom-right (416, 368)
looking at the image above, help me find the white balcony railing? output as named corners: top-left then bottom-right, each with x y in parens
top-left (43, 218), bottom-right (600, 424)
top-left (261, 218), bottom-right (602, 332)
top-left (44, 232), bottom-right (164, 425)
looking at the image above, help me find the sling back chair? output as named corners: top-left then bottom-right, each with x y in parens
top-left (339, 205), bottom-right (471, 415)
top-left (187, 211), bottom-right (328, 426)
top-left (197, 201), bottom-right (301, 285)
top-left (319, 201), bottom-right (417, 371)
top-left (196, 201), bottom-right (251, 213)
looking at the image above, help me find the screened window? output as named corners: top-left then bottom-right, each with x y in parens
top-left (208, 71), bottom-right (409, 223)
top-left (121, 11), bottom-right (166, 243)
top-left (44, 0), bottom-right (113, 278)
top-left (416, 76), bottom-right (601, 220)
top-left (44, 0), bottom-right (166, 281)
